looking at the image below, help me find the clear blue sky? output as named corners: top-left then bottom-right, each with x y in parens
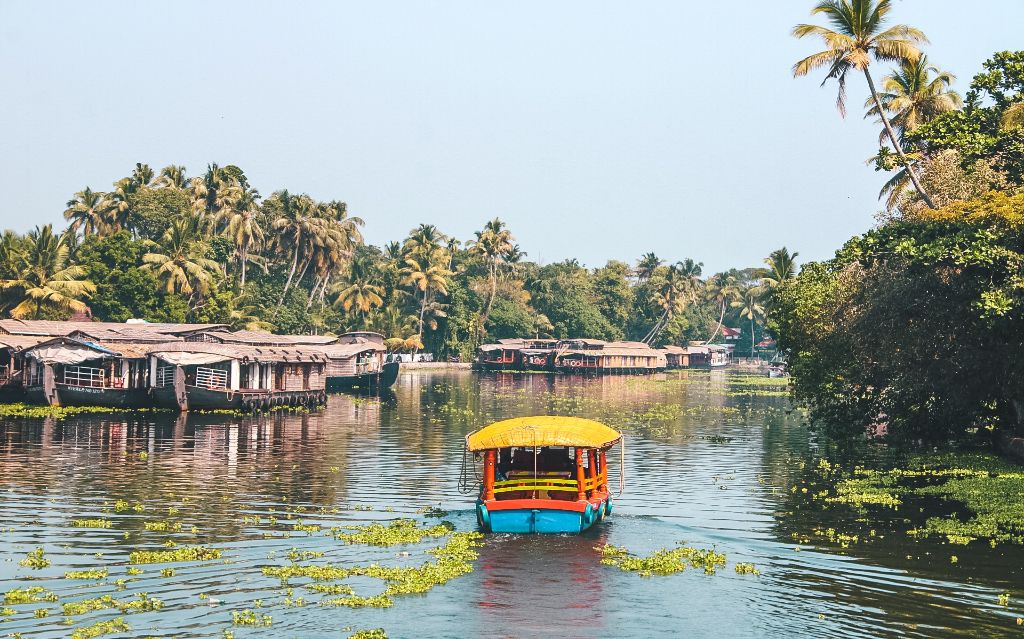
top-left (1, 1), bottom-right (1021, 273)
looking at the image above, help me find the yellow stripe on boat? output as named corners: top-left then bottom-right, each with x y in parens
top-left (466, 416), bottom-right (622, 452)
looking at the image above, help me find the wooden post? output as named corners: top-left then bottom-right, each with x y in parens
top-left (587, 449), bottom-right (597, 494)
top-left (575, 447), bottom-right (586, 501)
top-left (599, 450), bottom-right (608, 492)
top-left (483, 450), bottom-right (496, 501)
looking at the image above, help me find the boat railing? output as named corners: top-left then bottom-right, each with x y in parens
top-left (155, 365), bottom-right (175, 387)
top-left (493, 474), bottom-right (601, 495)
top-left (63, 365), bottom-right (106, 388)
top-left (195, 366), bottom-right (229, 390)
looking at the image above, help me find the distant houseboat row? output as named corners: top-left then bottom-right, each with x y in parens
top-left (475, 339), bottom-right (731, 373)
top-left (0, 320), bottom-right (399, 411)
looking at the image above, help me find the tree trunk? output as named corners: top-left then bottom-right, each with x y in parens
top-left (306, 274), bottom-right (322, 310)
top-left (705, 301), bottom-right (726, 345)
top-left (751, 317), bottom-right (755, 359)
top-left (240, 247), bottom-right (248, 292)
top-left (416, 289), bottom-right (428, 355)
top-left (280, 247), bottom-right (300, 304)
top-left (643, 309), bottom-right (668, 344)
top-left (864, 68), bottom-right (937, 209)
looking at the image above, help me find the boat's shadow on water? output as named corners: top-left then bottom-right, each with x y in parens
top-left (469, 527), bottom-right (612, 638)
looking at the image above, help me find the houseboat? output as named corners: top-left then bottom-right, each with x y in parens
top-left (660, 345), bottom-right (689, 369)
top-left (516, 339), bottom-right (557, 370)
top-left (0, 335), bottom-right (47, 402)
top-left (552, 340), bottom-right (666, 374)
top-left (466, 416), bottom-right (622, 534)
top-left (475, 339), bottom-right (524, 371)
top-left (316, 333), bottom-right (399, 391)
top-left (148, 342), bottom-right (328, 411)
top-left (686, 344), bottom-right (730, 368)
top-left (22, 337), bottom-right (151, 407)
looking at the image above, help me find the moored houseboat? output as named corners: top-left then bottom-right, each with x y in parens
top-left (660, 345), bottom-right (689, 369)
top-left (148, 343), bottom-right (328, 411)
top-left (0, 335), bottom-right (48, 402)
top-left (475, 339), bottom-right (523, 371)
top-left (552, 340), bottom-right (666, 374)
top-left (465, 416), bottom-right (623, 534)
top-left (315, 332), bottom-right (398, 391)
top-left (515, 339), bottom-right (557, 371)
top-left (22, 337), bottom-right (151, 407)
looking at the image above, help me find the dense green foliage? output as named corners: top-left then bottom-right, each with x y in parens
top-left (0, 163), bottom-right (780, 356)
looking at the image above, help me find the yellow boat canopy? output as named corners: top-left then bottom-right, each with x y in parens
top-left (466, 416), bottom-right (622, 452)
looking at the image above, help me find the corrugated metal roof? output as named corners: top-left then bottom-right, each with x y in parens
top-left (147, 342), bottom-right (329, 363)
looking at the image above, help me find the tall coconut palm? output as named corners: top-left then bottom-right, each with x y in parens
top-left (156, 165), bottom-right (188, 189)
top-left (732, 287), bottom-right (766, 357)
top-left (142, 216), bottom-right (221, 298)
top-left (105, 178), bottom-right (138, 234)
top-left (401, 252), bottom-right (452, 348)
top-left (761, 248), bottom-right (800, 288)
top-left (270, 191), bottom-right (319, 301)
top-left (403, 224), bottom-right (446, 260)
top-left (468, 218), bottom-right (514, 336)
top-left (704, 274), bottom-right (739, 344)
top-left (217, 200), bottom-right (265, 292)
top-left (864, 56), bottom-right (961, 146)
top-left (332, 255), bottom-right (384, 320)
top-left (64, 187), bottom-right (111, 237)
top-left (190, 162), bottom-right (242, 221)
top-left (643, 259), bottom-right (702, 344)
top-left (0, 225), bottom-right (95, 319)
top-left (793, 0), bottom-right (936, 208)
top-left (636, 252), bottom-right (663, 281)
top-left (130, 163), bottom-right (155, 189)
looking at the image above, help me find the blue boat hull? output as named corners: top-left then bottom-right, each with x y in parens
top-left (477, 498), bottom-right (610, 534)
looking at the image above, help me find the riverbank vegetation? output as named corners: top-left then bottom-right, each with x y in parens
top-left (780, 0), bottom-right (1024, 444)
top-left (0, 169), bottom-right (791, 358)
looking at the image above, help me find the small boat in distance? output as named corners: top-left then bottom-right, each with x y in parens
top-left (464, 416), bottom-right (622, 534)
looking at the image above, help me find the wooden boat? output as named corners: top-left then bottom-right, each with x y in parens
top-left (148, 343), bottom-right (328, 412)
top-left (465, 416), bottom-right (623, 534)
top-left (316, 333), bottom-right (399, 392)
top-left (552, 341), bottom-right (666, 375)
top-left (22, 338), bottom-right (151, 407)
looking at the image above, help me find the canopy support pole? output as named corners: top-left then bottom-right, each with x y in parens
top-left (483, 450), bottom-right (496, 501)
top-left (575, 448), bottom-right (586, 501)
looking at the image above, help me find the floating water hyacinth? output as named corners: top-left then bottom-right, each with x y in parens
top-left (348, 629), bottom-right (388, 639)
top-left (63, 568), bottom-right (108, 580)
top-left (128, 546), bottom-right (222, 564)
top-left (72, 519), bottom-right (113, 528)
top-left (70, 617), bottom-right (130, 639)
top-left (232, 609), bottom-right (272, 626)
top-left (19, 548), bottom-right (50, 570)
top-left (599, 543), bottom-right (728, 576)
top-left (329, 518), bottom-right (452, 546)
top-left (4, 587), bottom-right (57, 605)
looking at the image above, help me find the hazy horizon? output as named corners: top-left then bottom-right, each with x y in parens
top-left (1, 1), bottom-right (1021, 273)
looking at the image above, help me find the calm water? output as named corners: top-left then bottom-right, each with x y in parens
top-left (1, 370), bottom-right (1022, 638)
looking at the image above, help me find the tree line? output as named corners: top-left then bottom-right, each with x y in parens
top-left (0, 161), bottom-right (795, 356)
top-left (776, 0), bottom-right (1024, 444)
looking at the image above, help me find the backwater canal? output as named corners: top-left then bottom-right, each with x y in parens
top-left (0, 370), bottom-right (1022, 638)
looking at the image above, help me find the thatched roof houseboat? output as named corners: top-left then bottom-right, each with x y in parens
top-left (0, 335), bottom-right (47, 401)
top-left (147, 342), bottom-right (329, 411)
top-left (313, 332), bottom-right (397, 391)
top-left (22, 337), bottom-right (151, 407)
top-left (660, 345), bottom-right (689, 369)
top-left (553, 340), bottom-right (666, 374)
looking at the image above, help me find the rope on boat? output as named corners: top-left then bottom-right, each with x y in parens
top-left (457, 443), bottom-right (481, 495)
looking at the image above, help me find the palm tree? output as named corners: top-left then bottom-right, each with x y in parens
top-left (761, 248), bottom-right (800, 288)
top-left (270, 191), bottom-right (319, 301)
top-left (142, 216), bottom-right (220, 298)
top-left (403, 224), bottom-right (447, 260)
top-left (732, 287), bottom-right (766, 357)
top-left (864, 56), bottom-right (961, 146)
top-left (156, 165), bottom-right (188, 189)
top-left (130, 163), bottom-right (155, 189)
top-left (64, 187), bottom-right (111, 237)
top-left (190, 162), bottom-right (242, 220)
top-left (401, 253), bottom-right (452, 348)
top-left (468, 218), bottom-right (514, 336)
top-left (643, 259), bottom-right (702, 344)
top-left (106, 178), bottom-right (138, 234)
top-left (636, 252), bottom-right (663, 281)
top-left (793, 0), bottom-right (936, 208)
top-left (704, 273), bottom-right (739, 344)
top-left (0, 225), bottom-right (95, 319)
top-left (333, 256), bottom-right (385, 320)
top-left (1001, 102), bottom-right (1024, 132)
top-left (217, 201), bottom-right (265, 292)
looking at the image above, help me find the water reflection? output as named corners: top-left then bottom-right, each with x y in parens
top-left (0, 370), bottom-right (1021, 638)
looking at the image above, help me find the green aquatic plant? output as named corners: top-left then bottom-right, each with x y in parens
top-left (348, 629), bottom-right (388, 639)
top-left (72, 519), bottom-right (113, 529)
top-left (19, 547), bottom-right (50, 569)
top-left (160, 568), bottom-right (176, 577)
top-left (4, 587), bottom-right (57, 605)
top-left (286, 548), bottom-right (324, 562)
top-left (63, 568), bottom-right (108, 580)
top-left (0, 403), bottom-right (171, 420)
top-left (70, 617), bottom-right (130, 639)
top-left (735, 563), bottom-right (761, 576)
top-left (305, 584), bottom-right (355, 596)
top-left (129, 545), bottom-right (222, 564)
top-left (599, 543), bottom-right (727, 576)
top-left (319, 594), bottom-right (393, 608)
top-left (231, 609), bottom-right (272, 626)
top-left (144, 521), bottom-right (182, 532)
top-left (33, 608), bottom-right (49, 618)
top-left (330, 519), bottom-right (452, 546)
